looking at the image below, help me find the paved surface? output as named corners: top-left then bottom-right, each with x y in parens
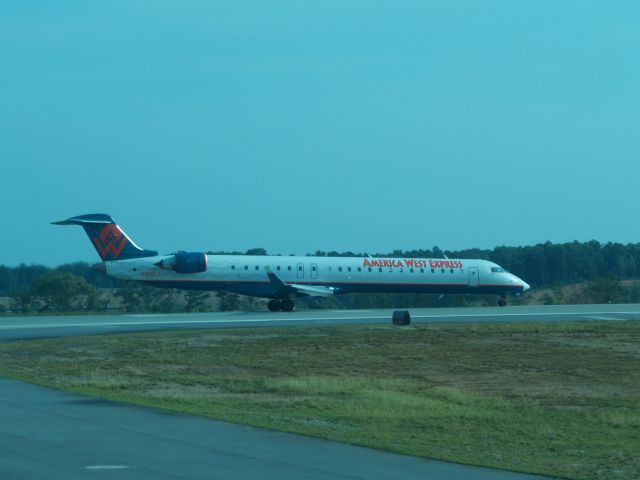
top-left (0, 379), bottom-right (548, 480)
top-left (3, 304), bottom-right (635, 479)
top-left (1, 303), bottom-right (639, 342)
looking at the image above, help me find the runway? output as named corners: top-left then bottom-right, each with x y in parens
top-left (1, 303), bottom-right (639, 342)
top-left (2, 304), bottom-right (637, 479)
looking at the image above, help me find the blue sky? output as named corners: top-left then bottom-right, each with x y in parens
top-left (1, 1), bottom-right (639, 266)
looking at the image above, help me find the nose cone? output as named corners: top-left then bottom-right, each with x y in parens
top-left (92, 262), bottom-right (106, 274)
top-left (509, 273), bottom-right (530, 292)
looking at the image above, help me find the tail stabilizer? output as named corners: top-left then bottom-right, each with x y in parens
top-left (52, 213), bottom-right (158, 261)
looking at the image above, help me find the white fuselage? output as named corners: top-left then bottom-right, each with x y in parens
top-left (106, 254), bottom-right (530, 299)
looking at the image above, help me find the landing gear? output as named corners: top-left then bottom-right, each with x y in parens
top-left (280, 299), bottom-right (294, 312)
top-left (267, 300), bottom-right (280, 312)
top-left (498, 297), bottom-right (507, 307)
top-left (267, 299), bottom-right (295, 312)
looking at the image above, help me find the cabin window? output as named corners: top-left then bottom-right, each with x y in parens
top-left (277, 266), bottom-right (281, 271)
top-left (255, 266), bottom-right (260, 271)
top-left (450, 269), bottom-right (454, 273)
top-left (441, 269), bottom-right (445, 273)
top-left (244, 265), bottom-right (249, 270)
top-left (420, 268), bottom-right (424, 273)
top-left (231, 265), bottom-right (235, 270)
top-left (357, 267), bottom-right (361, 272)
top-left (410, 268), bottom-right (414, 273)
top-left (368, 267), bottom-right (372, 272)
top-left (288, 266), bottom-right (292, 271)
top-left (338, 267), bottom-right (343, 272)
top-left (347, 267), bottom-right (352, 272)
top-left (378, 267), bottom-right (383, 272)
top-left (399, 268), bottom-right (403, 273)
top-left (431, 268), bottom-right (435, 273)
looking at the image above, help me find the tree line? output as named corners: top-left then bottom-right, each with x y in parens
top-left (309, 240), bottom-right (640, 288)
top-left (1, 239), bottom-right (640, 314)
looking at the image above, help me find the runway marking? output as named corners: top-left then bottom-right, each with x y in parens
top-left (0, 310), bottom-right (638, 330)
top-left (84, 465), bottom-right (129, 470)
top-left (1, 316), bottom-right (375, 329)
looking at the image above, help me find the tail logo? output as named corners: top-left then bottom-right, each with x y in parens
top-left (92, 224), bottom-right (128, 259)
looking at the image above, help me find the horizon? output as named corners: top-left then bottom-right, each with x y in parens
top-left (1, 236), bottom-right (635, 269)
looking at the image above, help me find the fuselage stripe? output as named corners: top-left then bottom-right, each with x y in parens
top-left (141, 279), bottom-right (524, 289)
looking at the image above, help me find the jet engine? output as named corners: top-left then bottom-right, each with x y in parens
top-left (155, 252), bottom-right (208, 274)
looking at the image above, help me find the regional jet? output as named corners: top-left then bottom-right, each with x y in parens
top-left (53, 214), bottom-right (530, 311)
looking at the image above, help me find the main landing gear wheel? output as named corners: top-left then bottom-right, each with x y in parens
top-left (267, 300), bottom-right (281, 312)
top-left (267, 299), bottom-right (295, 312)
top-left (498, 298), bottom-right (507, 307)
top-left (280, 299), bottom-right (294, 312)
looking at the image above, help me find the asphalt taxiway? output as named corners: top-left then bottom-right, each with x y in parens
top-left (3, 304), bottom-right (637, 479)
top-left (0, 379), bottom-right (549, 480)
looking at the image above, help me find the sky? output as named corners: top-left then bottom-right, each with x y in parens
top-left (1, 1), bottom-right (639, 266)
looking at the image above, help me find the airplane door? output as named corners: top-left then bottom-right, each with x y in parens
top-left (468, 267), bottom-right (479, 288)
top-left (297, 263), bottom-right (304, 279)
top-left (310, 263), bottom-right (318, 279)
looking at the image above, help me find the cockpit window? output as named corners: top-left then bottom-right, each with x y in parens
top-left (491, 267), bottom-right (505, 273)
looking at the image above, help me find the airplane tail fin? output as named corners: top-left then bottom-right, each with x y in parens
top-left (52, 213), bottom-right (158, 261)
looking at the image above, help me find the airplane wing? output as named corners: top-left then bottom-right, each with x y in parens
top-left (286, 284), bottom-right (335, 297)
top-left (266, 269), bottom-right (335, 297)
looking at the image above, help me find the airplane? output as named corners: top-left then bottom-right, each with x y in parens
top-left (53, 213), bottom-right (530, 311)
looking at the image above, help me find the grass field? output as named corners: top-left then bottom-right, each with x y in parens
top-left (1, 321), bottom-right (639, 479)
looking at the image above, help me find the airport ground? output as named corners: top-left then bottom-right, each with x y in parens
top-left (2, 276), bottom-right (639, 316)
top-left (1, 306), bottom-right (639, 480)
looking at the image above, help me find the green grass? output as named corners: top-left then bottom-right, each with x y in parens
top-left (1, 321), bottom-right (639, 479)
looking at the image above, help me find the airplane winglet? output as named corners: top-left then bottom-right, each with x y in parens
top-left (264, 267), bottom-right (335, 298)
top-left (265, 268), bottom-right (287, 287)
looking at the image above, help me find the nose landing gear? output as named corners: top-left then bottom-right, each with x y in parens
top-left (267, 299), bottom-right (295, 312)
top-left (498, 296), bottom-right (507, 307)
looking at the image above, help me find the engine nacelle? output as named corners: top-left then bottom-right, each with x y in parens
top-left (155, 252), bottom-right (208, 274)
top-left (174, 252), bottom-right (208, 274)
